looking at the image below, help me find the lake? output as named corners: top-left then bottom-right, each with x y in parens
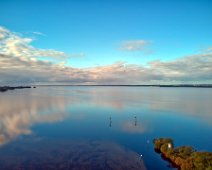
top-left (0, 86), bottom-right (211, 170)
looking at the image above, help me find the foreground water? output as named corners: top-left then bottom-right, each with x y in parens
top-left (0, 86), bottom-right (211, 170)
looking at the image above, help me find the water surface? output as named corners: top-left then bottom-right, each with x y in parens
top-left (0, 86), bottom-right (211, 170)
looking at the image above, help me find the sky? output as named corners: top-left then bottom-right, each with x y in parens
top-left (0, 0), bottom-right (212, 85)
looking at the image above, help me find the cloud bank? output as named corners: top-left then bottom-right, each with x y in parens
top-left (0, 26), bottom-right (212, 85)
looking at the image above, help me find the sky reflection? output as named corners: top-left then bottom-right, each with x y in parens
top-left (70, 87), bottom-right (212, 124)
top-left (0, 86), bottom-right (211, 170)
top-left (0, 89), bottom-right (69, 145)
top-left (0, 86), bottom-right (212, 146)
top-left (0, 139), bottom-right (146, 170)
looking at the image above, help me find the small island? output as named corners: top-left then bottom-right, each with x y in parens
top-left (153, 138), bottom-right (212, 170)
top-left (0, 86), bottom-right (36, 92)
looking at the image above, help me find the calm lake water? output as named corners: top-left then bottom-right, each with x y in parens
top-left (0, 86), bottom-right (212, 170)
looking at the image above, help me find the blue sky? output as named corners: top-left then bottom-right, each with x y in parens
top-left (0, 0), bottom-right (212, 84)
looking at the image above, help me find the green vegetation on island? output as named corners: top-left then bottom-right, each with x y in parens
top-left (153, 138), bottom-right (212, 170)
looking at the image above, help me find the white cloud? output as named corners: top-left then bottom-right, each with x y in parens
top-left (0, 27), bottom-right (9, 40)
top-left (69, 52), bottom-right (85, 58)
top-left (206, 47), bottom-right (212, 53)
top-left (32, 31), bottom-right (46, 36)
top-left (0, 26), bottom-right (212, 85)
top-left (0, 26), bottom-right (68, 61)
top-left (120, 40), bottom-right (150, 51)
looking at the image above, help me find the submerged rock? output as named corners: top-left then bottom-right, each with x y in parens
top-left (153, 138), bottom-right (212, 170)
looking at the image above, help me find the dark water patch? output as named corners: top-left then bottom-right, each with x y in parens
top-left (0, 139), bottom-right (146, 170)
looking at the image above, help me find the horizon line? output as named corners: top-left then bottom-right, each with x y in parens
top-left (33, 84), bottom-right (212, 88)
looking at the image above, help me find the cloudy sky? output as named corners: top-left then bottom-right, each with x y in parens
top-left (0, 0), bottom-right (212, 85)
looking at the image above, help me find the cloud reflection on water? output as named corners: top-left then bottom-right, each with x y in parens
top-left (0, 90), bottom-right (69, 145)
top-left (71, 87), bottom-right (212, 124)
top-left (0, 86), bottom-right (211, 146)
top-left (121, 120), bottom-right (149, 134)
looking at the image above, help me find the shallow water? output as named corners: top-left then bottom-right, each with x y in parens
top-left (0, 86), bottom-right (212, 170)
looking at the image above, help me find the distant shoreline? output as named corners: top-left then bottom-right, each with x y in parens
top-left (35, 84), bottom-right (212, 88)
top-left (1, 84), bottom-right (212, 92)
top-left (0, 86), bottom-right (36, 92)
